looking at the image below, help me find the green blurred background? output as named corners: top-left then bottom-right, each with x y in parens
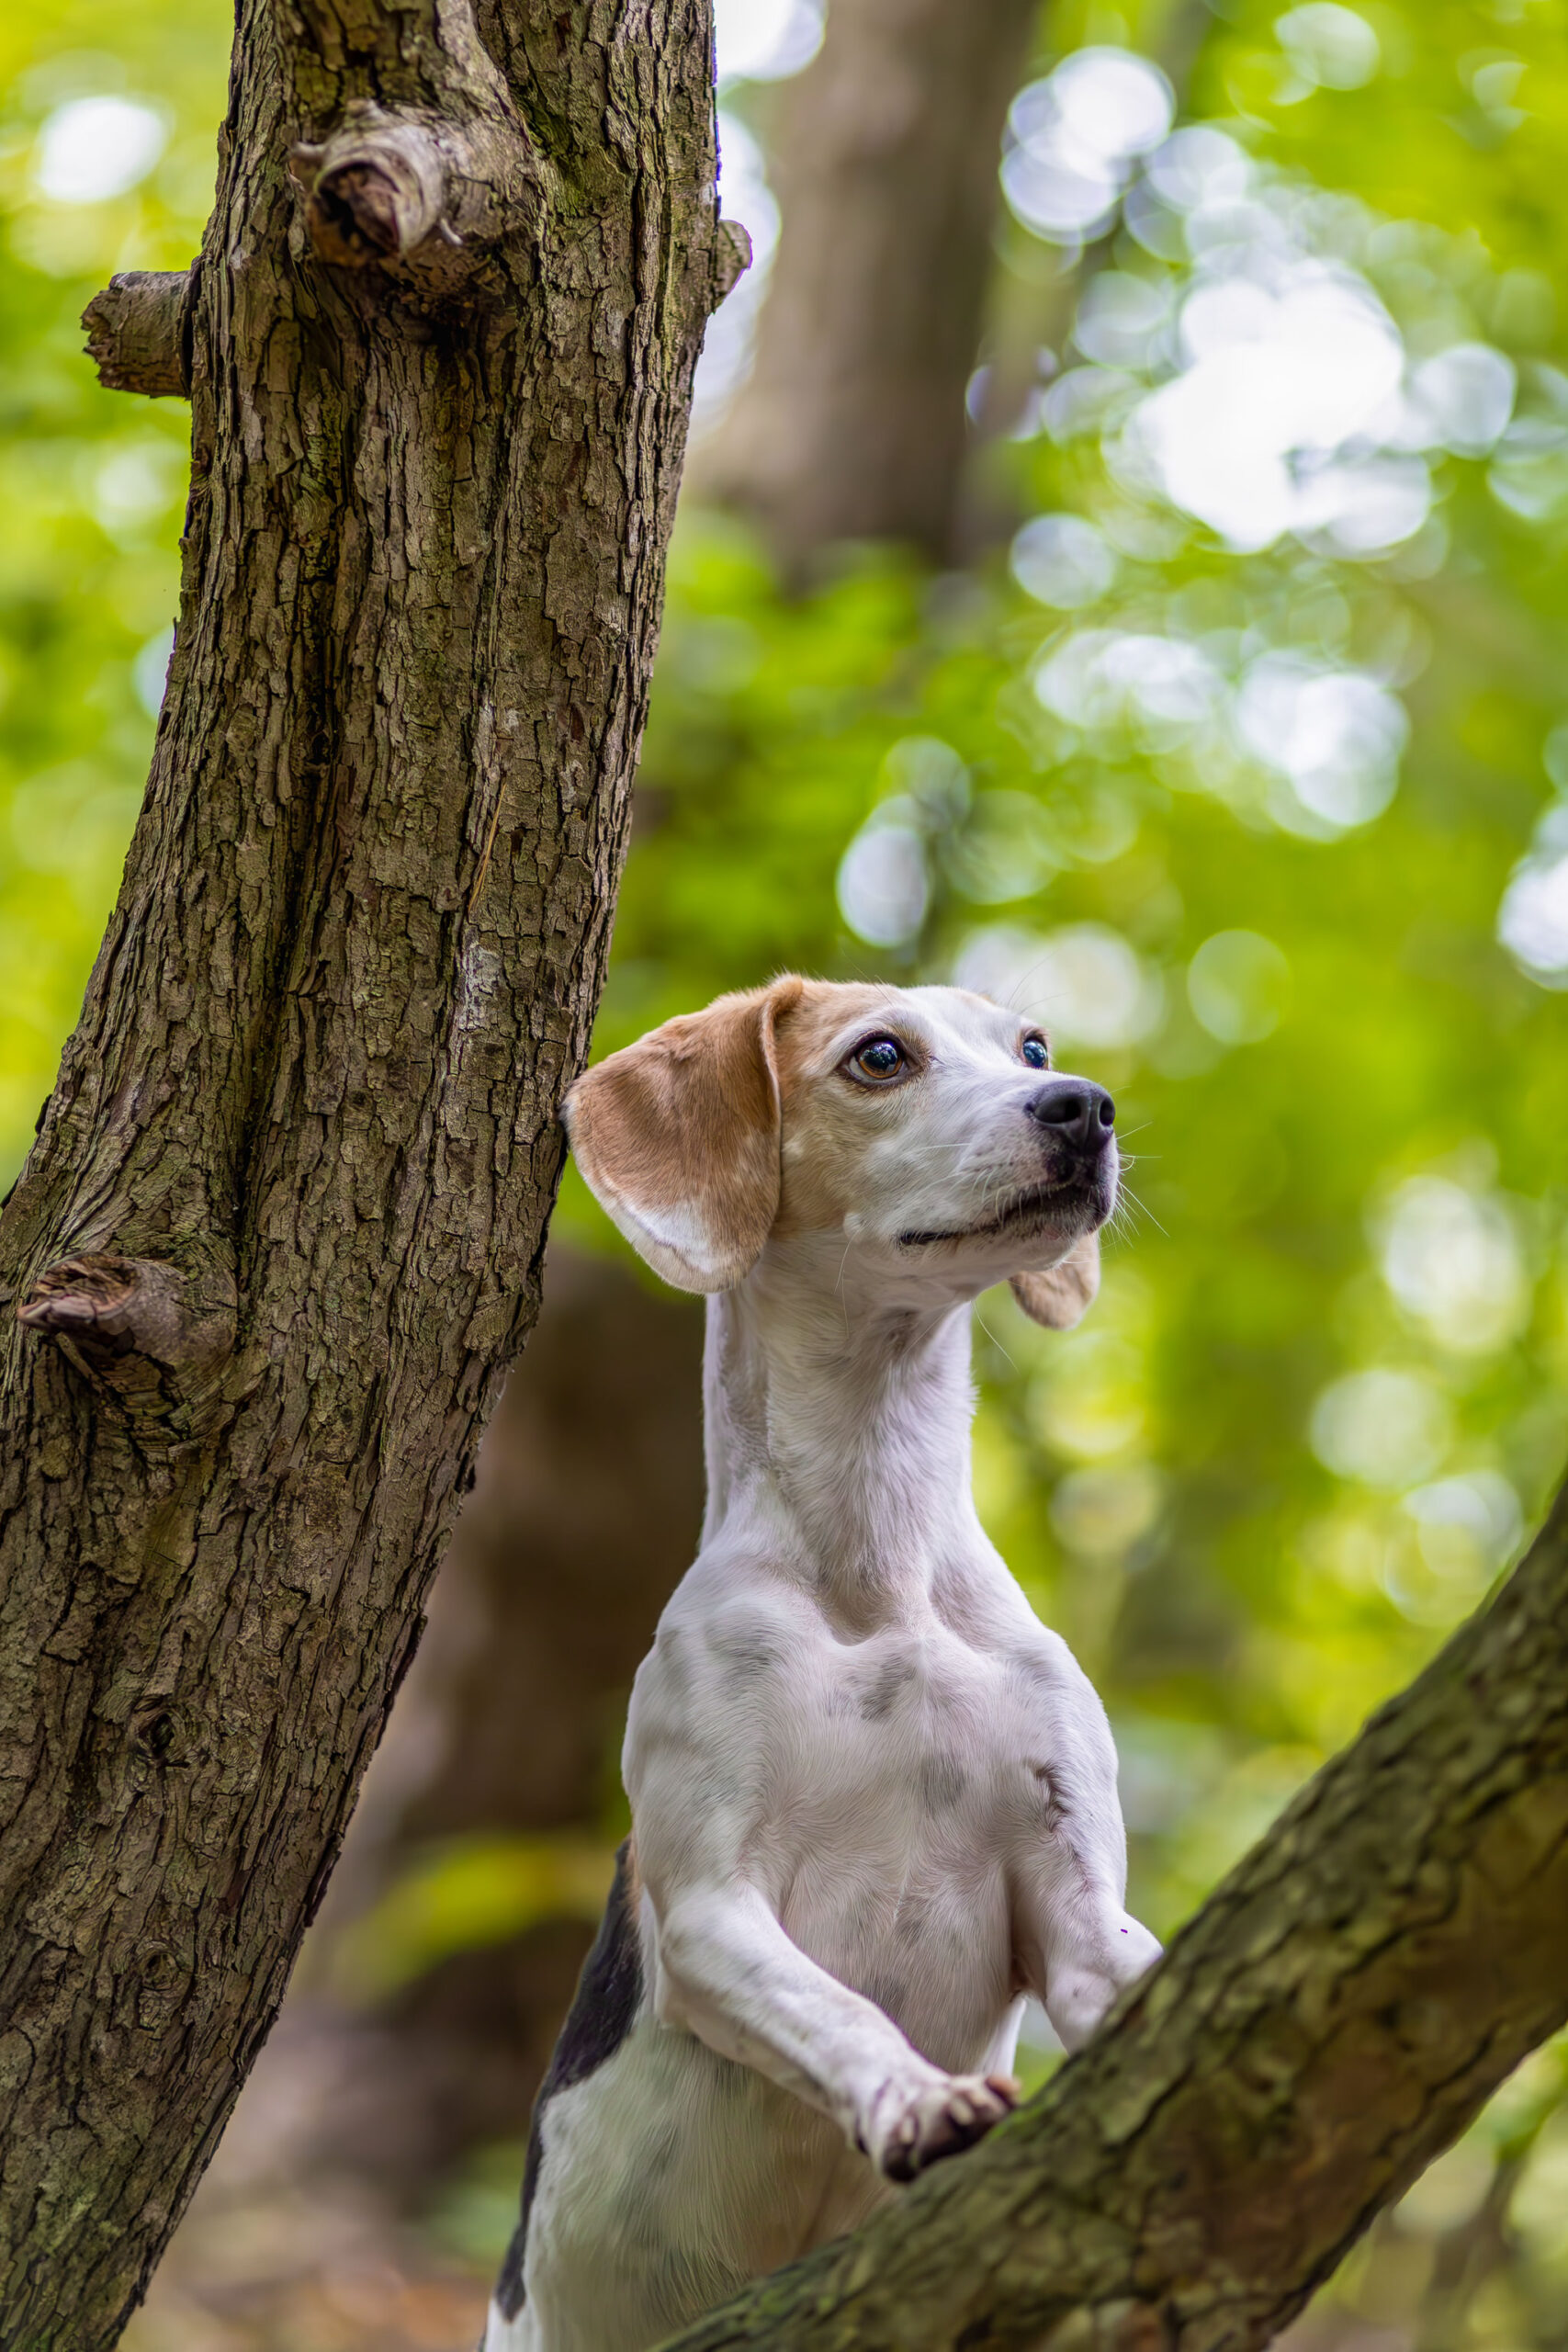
top-left (3, 0), bottom-right (1567, 2345)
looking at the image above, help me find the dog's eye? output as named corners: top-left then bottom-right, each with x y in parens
top-left (850, 1036), bottom-right (907, 1081)
top-left (1021, 1035), bottom-right (1049, 1069)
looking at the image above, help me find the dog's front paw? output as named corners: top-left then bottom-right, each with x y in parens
top-left (865, 2071), bottom-right (1021, 2183)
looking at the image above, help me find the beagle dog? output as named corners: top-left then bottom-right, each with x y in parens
top-left (484, 979), bottom-right (1161, 2352)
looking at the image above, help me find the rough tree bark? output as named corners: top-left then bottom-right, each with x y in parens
top-left (654, 1477), bottom-right (1568, 2352)
top-left (0, 0), bottom-right (736, 2340)
top-left (689, 0), bottom-right (1043, 566)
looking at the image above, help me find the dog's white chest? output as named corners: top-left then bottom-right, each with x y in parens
top-left (782, 1628), bottom-right (1023, 2057)
top-left (635, 1591), bottom-right (1067, 2068)
top-left (790, 1618), bottom-right (1024, 1839)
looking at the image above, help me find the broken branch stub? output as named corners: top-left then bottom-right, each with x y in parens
top-left (291, 115), bottom-right (445, 264)
top-left (81, 270), bottom-right (190, 398)
top-left (19, 1253), bottom-right (186, 1354)
top-left (84, 101), bottom-right (538, 390)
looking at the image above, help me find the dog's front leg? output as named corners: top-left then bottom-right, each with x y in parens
top-left (1014, 1825), bottom-right (1162, 2052)
top-left (653, 1880), bottom-right (1020, 2182)
top-left (648, 1875), bottom-right (1018, 2182)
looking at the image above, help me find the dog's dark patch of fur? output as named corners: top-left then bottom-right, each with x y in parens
top-left (493, 1838), bottom-right (643, 2325)
top-left (917, 1752), bottom-right (967, 1812)
top-left (858, 1655), bottom-right (915, 1721)
top-left (710, 1627), bottom-right (781, 1684)
top-left (1032, 1761), bottom-right (1069, 1830)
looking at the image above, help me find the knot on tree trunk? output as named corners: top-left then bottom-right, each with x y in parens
top-left (291, 109), bottom-right (449, 265)
top-left (17, 1252), bottom-right (236, 1425)
top-left (288, 97), bottom-right (535, 300)
top-left (82, 270), bottom-right (191, 398)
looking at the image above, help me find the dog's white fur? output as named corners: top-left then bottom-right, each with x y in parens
top-left (484, 979), bottom-right (1160, 2352)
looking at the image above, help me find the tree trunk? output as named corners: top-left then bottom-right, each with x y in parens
top-left (658, 1477), bottom-right (1568, 2352)
top-left (690, 0), bottom-right (1042, 566)
top-left (0, 0), bottom-right (731, 2340)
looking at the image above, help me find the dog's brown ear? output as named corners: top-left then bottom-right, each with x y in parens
top-left (1010, 1232), bottom-right (1100, 1330)
top-left (562, 979), bottom-right (804, 1293)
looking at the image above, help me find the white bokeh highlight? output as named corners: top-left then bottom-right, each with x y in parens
top-left (1010, 514), bottom-right (1118, 608)
top-left (693, 112), bottom-right (782, 423)
top-left (1376, 1177), bottom-right (1529, 1355)
top-left (34, 96), bottom-right (168, 204)
top-left (953, 922), bottom-right (1160, 1051)
top-left (1275, 6), bottom-right (1381, 91)
top-left (1235, 655), bottom-right (1407, 831)
top-left (714, 0), bottom-right (823, 82)
top-left (837, 814), bottom-right (930, 946)
top-left (1407, 345), bottom-right (1517, 458)
top-left (132, 628), bottom-right (175, 721)
top-left (1310, 1369), bottom-right (1451, 1489)
top-left (1035, 629), bottom-right (1223, 747)
top-left (1132, 272), bottom-right (1410, 550)
top-left (1002, 49), bottom-right (1173, 245)
top-left (1497, 801), bottom-right (1568, 984)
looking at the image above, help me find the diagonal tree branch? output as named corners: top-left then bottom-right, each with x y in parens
top-left (658, 1476), bottom-right (1568, 2352)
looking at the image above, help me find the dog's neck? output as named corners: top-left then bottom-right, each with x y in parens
top-left (701, 1240), bottom-right (981, 1624)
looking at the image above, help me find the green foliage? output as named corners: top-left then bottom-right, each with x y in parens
top-left (0, 0), bottom-right (226, 1166)
top-left (328, 1832), bottom-right (621, 2004)
top-left (3, 0), bottom-right (1567, 2338)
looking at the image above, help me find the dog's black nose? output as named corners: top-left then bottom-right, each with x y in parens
top-left (1029, 1080), bottom-right (1115, 1153)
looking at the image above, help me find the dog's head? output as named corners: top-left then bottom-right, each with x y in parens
top-left (560, 978), bottom-right (1118, 1329)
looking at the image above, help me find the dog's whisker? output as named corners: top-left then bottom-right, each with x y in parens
top-left (972, 1302), bottom-right (1019, 1374)
top-left (1114, 1181), bottom-right (1167, 1238)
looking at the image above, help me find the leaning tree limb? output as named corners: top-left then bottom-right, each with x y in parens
top-left (0, 0), bottom-right (738, 2341)
top-left (659, 1476), bottom-right (1568, 2352)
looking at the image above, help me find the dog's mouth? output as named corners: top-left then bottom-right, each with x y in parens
top-left (897, 1177), bottom-right (1095, 1251)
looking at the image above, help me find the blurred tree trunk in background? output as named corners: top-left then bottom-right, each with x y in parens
top-left (0, 0), bottom-right (728, 2336)
top-left (692, 0), bottom-right (1042, 565)
top-left (293, 1250), bottom-right (703, 2194)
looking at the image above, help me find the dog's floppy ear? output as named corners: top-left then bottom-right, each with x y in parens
top-left (562, 979), bottom-right (803, 1293)
top-left (1010, 1232), bottom-right (1100, 1330)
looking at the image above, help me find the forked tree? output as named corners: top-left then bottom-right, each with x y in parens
top-left (0, 2), bottom-right (1564, 2349)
